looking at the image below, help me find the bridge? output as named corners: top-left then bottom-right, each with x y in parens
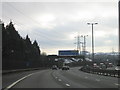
top-left (47, 55), bottom-right (84, 59)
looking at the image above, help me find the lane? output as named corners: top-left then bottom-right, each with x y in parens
top-left (13, 69), bottom-right (66, 88)
top-left (52, 67), bottom-right (118, 88)
top-left (4, 67), bottom-right (119, 88)
top-left (72, 67), bottom-right (118, 86)
top-left (71, 67), bottom-right (118, 84)
top-left (2, 69), bottom-right (47, 88)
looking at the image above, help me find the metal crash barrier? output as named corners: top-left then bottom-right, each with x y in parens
top-left (80, 66), bottom-right (119, 78)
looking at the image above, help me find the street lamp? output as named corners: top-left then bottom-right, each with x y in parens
top-left (118, 0), bottom-right (120, 66)
top-left (87, 23), bottom-right (98, 63)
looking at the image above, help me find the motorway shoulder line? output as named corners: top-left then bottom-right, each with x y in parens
top-left (4, 73), bottom-right (34, 90)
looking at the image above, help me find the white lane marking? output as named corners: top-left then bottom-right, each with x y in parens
top-left (85, 77), bottom-right (88, 79)
top-left (115, 83), bottom-right (120, 86)
top-left (55, 77), bottom-right (58, 79)
top-left (95, 79), bottom-right (100, 82)
top-left (66, 84), bottom-right (70, 87)
top-left (4, 73), bottom-right (34, 90)
top-left (58, 79), bottom-right (62, 81)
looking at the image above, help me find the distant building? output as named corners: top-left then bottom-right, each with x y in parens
top-left (95, 52), bottom-right (119, 56)
top-left (58, 50), bottom-right (79, 56)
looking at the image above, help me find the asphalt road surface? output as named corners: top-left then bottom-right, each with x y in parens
top-left (3, 67), bottom-right (119, 89)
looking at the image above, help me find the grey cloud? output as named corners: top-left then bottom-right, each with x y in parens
top-left (2, 1), bottom-right (118, 54)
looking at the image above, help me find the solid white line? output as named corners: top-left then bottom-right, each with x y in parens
top-left (66, 84), bottom-right (70, 87)
top-left (4, 73), bottom-right (34, 90)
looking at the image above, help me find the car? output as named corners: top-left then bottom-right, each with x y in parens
top-left (62, 66), bottom-right (70, 70)
top-left (52, 65), bottom-right (58, 70)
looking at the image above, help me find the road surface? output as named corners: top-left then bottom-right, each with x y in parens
top-left (3, 67), bottom-right (119, 89)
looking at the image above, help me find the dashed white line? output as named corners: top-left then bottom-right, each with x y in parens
top-left (55, 77), bottom-right (58, 79)
top-left (85, 77), bottom-right (88, 79)
top-left (115, 83), bottom-right (120, 86)
top-left (4, 73), bottom-right (34, 90)
top-left (58, 79), bottom-right (62, 81)
top-left (95, 79), bottom-right (100, 82)
top-left (66, 84), bottom-right (70, 87)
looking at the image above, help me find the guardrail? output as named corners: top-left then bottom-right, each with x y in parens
top-left (2, 67), bottom-right (48, 75)
top-left (80, 66), bottom-right (119, 78)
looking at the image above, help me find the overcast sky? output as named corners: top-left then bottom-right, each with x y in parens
top-left (1, 0), bottom-right (119, 55)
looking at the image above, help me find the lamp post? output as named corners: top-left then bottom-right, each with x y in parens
top-left (87, 23), bottom-right (98, 63)
top-left (118, 0), bottom-right (120, 66)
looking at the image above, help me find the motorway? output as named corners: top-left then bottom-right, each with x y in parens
top-left (3, 67), bottom-right (119, 89)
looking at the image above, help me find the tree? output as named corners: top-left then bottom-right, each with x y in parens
top-left (2, 21), bottom-right (42, 69)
